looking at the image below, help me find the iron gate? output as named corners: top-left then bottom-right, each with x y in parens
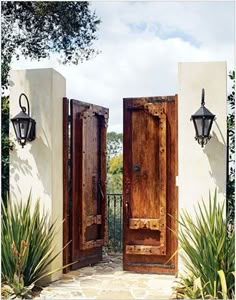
top-left (107, 194), bottom-right (123, 252)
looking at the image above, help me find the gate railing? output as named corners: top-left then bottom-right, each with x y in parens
top-left (107, 193), bottom-right (123, 253)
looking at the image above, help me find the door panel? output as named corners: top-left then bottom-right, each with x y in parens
top-left (70, 99), bottom-right (109, 269)
top-left (123, 96), bottom-right (178, 274)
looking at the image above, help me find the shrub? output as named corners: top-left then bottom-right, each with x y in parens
top-left (174, 191), bottom-right (235, 299)
top-left (1, 195), bottom-right (64, 298)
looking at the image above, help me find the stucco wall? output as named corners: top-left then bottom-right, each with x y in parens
top-left (178, 61), bottom-right (227, 271)
top-left (9, 68), bottom-right (66, 282)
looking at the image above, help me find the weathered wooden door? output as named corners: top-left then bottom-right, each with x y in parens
top-left (63, 98), bottom-right (109, 270)
top-left (123, 96), bottom-right (178, 274)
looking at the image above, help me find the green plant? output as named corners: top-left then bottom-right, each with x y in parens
top-left (1, 195), bottom-right (66, 298)
top-left (174, 191), bottom-right (235, 299)
top-left (174, 274), bottom-right (204, 299)
top-left (227, 70), bottom-right (235, 226)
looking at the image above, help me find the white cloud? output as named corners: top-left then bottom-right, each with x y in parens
top-left (12, 1), bottom-right (235, 132)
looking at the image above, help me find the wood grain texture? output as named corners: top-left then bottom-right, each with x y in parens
top-left (123, 96), bottom-right (178, 275)
top-left (70, 100), bottom-right (108, 269)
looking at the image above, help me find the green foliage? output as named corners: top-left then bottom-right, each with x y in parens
top-left (1, 96), bottom-right (14, 201)
top-left (1, 1), bottom-right (100, 199)
top-left (174, 274), bottom-right (203, 299)
top-left (1, 195), bottom-right (65, 298)
top-left (1, 1), bottom-right (100, 83)
top-left (107, 132), bottom-right (123, 160)
top-left (227, 70), bottom-right (235, 226)
top-left (106, 133), bottom-right (123, 252)
top-left (106, 132), bottom-right (123, 194)
top-left (174, 191), bottom-right (235, 299)
top-left (108, 154), bottom-right (123, 175)
top-left (107, 154), bottom-right (123, 194)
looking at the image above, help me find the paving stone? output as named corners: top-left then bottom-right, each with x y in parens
top-left (145, 292), bottom-right (171, 299)
top-left (136, 279), bottom-right (148, 288)
top-left (147, 278), bottom-right (174, 289)
top-left (36, 254), bottom-right (174, 299)
top-left (96, 290), bottom-right (134, 299)
top-left (81, 288), bottom-right (102, 298)
top-left (130, 289), bottom-right (148, 298)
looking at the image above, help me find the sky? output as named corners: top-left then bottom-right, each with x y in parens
top-left (12, 1), bottom-right (235, 133)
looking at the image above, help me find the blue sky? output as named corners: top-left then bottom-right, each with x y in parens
top-left (12, 1), bottom-right (235, 132)
top-left (128, 22), bottom-right (201, 47)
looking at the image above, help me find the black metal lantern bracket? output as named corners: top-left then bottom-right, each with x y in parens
top-left (190, 88), bottom-right (216, 148)
top-left (11, 93), bottom-right (36, 148)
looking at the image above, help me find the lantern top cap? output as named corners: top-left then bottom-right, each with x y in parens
top-left (192, 105), bottom-right (216, 118)
top-left (191, 88), bottom-right (216, 119)
top-left (11, 110), bottom-right (34, 121)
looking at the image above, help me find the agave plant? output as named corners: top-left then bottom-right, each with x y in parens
top-left (1, 195), bottom-right (66, 298)
top-left (175, 190), bottom-right (235, 299)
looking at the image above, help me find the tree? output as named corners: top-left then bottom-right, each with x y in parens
top-left (1, 1), bottom-right (101, 198)
top-left (107, 154), bottom-right (123, 194)
top-left (1, 1), bottom-right (100, 86)
top-left (227, 70), bottom-right (235, 227)
top-left (106, 132), bottom-right (123, 194)
top-left (107, 132), bottom-right (123, 160)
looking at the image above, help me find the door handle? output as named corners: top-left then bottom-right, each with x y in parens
top-left (133, 164), bottom-right (141, 172)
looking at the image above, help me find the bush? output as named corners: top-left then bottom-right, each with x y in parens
top-left (1, 195), bottom-right (63, 298)
top-left (174, 191), bottom-right (235, 299)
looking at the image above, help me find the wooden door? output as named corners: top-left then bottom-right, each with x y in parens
top-left (123, 96), bottom-right (178, 275)
top-left (63, 98), bottom-right (109, 270)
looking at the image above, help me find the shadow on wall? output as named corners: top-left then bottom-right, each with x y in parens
top-left (10, 150), bottom-right (33, 200)
top-left (10, 70), bottom-right (54, 203)
top-left (26, 70), bottom-right (52, 202)
top-left (29, 135), bottom-right (51, 198)
top-left (203, 130), bottom-right (226, 195)
top-left (10, 133), bottom-right (51, 201)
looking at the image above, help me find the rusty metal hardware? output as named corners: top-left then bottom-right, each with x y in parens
top-left (133, 164), bottom-right (141, 172)
top-left (129, 218), bottom-right (160, 230)
top-left (126, 245), bottom-right (162, 255)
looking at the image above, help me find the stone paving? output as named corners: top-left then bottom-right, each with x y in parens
top-left (36, 254), bottom-right (176, 299)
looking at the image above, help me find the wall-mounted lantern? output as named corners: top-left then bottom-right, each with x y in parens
top-left (11, 93), bottom-right (36, 148)
top-left (191, 88), bottom-right (216, 148)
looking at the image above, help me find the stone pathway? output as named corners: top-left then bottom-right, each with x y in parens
top-left (36, 254), bottom-right (176, 299)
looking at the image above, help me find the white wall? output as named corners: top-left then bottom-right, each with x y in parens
top-left (178, 61), bottom-right (227, 271)
top-left (9, 68), bottom-right (66, 282)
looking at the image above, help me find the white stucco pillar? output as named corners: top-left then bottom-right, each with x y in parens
top-left (9, 68), bottom-right (66, 282)
top-left (178, 61), bottom-right (227, 272)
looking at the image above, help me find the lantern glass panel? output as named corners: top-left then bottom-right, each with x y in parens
top-left (27, 120), bottom-right (33, 139)
top-left (194, 118), bottom-right (203, 137)
top-left (12, 120), bottom-right (21, 141)
top-left (19, 119), bottom-right (29, 139)
top-left (203, 118), bottom-right (212, 136)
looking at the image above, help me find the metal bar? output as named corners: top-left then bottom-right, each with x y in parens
top-left (108, 195), bottom-right (110, 241)
top-left (106, 193), bottom-right (123, 252)
top-left (113, 196), bottom-right (116, 246)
